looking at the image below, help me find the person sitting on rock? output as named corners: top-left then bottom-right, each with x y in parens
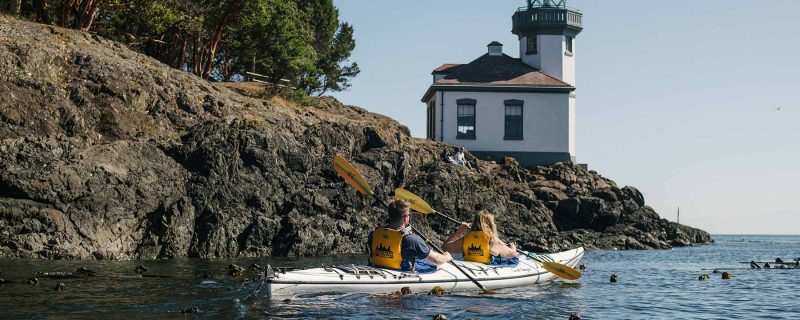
top-left (369, 200), bottom-right (452, 271)
top-left (442, 149), bottom-right (458, 165)
top-left (443, 210), bottom-right (519, 265)
top-left (453, 147), bottom-right (473, 169)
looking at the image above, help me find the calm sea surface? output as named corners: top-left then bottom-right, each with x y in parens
top-left (1, 235), bottom-right (798, 319)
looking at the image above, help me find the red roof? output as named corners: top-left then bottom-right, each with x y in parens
top-left (433, 54), bottom-right (569, 86)
top-left (433, 63), bottom-right (463, 73)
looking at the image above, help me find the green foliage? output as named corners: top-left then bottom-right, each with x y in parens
top-left (7, 0), bottom-right (359, 93)
top-left (230, 0), bottom-right (317, 83)
top-left (293, 0), bottom-right (360, 95)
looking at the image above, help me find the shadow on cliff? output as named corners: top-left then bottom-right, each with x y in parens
top-left (0, 16), bottom-right (711, 260)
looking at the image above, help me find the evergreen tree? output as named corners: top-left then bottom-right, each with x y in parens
top-left (3, 0), bottom-right (359, 93)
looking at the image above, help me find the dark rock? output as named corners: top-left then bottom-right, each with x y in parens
top-left (55, 282), bottom-right (66, 291)
top-left (249, 263), bottom-right (264, 271)
top-left (75, 266), bottom-right (96, 276)
top-left (134, 265), bottom-right (148, 275)
top-left (533, 187), bottom-right (567, 202)
top-left (622, 186), bottom-right (645, 207)
top-left (0, 16), bottom-right (712, 260)
top-left (180, 306), bottom-right (201, 314)
top-left (592, 188), bottom-right (619, 202)
top-left (228, 264), bottom-right (244, 277)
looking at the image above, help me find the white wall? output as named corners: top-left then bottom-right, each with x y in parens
top-left (519, 34), bottom-right (576, 86)
top-left (569, 95), bottom-right (576, 155)
top-left (563, 38), bottom-right (575, 86)
top-left (436, 91), bottom-right (572, 154)
top-left (539, 35), bottom-right (565, 84)
top-left (519, 36), bottom-right (537, 68)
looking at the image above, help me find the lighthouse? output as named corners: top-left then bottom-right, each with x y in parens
top-left (421, 0), bottom-right (583, 167)
top-left (513, 0), bottom-right (583, 86)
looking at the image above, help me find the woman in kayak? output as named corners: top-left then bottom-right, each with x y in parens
top-left (443, 210), bottom-right (519, 264)
top-left (369, 199), bottom-right (453, 271)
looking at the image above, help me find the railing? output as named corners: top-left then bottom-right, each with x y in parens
top-left (245, 71), bottom-right (292, 88)
top-left (513, 7), bottom-right (582, 28)
top-left (516, 5), bottom-right (580, 12)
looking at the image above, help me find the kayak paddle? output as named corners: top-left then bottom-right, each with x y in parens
top-left (332, 154), bottom-right (497, 294)
top-left (394, 187), bottom-right (582, 281)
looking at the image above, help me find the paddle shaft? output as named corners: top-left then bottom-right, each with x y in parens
top-left (371, 194), bottom-right (494, 293)
top-left (409, 226), bottom-right (495, 293)
top-left (332, 155), bottom-right (495, 292)
top-left (371, 193), bottom-right (389, 208)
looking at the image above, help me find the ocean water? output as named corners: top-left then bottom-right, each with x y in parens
top-left (0, 235), bottom-right (798, 319)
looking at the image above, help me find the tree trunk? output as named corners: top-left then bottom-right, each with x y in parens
top-left (177, 38), bottom-right (186, 71)
top-left (200, 0), bottom-right (241, 79)
top-left (34, 0), bottom-right (51, 23)
top-left (12, 0), bottom-right (22, 16)
top-left (80, 3), bottom-right (101, 31)
top-left (60, 0), bottom-right (80, 28)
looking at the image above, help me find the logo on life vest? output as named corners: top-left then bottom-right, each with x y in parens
top-left (467, 244), bottom-right (484, 257)
top-left (375, 243), bottom-right (394, 258)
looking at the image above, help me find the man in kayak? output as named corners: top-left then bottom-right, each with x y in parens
top-left (443, 210), bottom-right (519, 264)
top-left (369, 200), bottom-right (453, 271)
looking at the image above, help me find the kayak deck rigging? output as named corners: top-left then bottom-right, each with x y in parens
top-left (262, 248), bottom-right (584, 297)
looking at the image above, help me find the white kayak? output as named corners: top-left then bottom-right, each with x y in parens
top-left (264, 247), bottom-right (584, 297)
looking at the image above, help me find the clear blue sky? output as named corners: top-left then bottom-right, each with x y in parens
top-left (330, 0), bottom-right (800, 235)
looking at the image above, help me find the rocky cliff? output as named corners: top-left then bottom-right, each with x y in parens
top-left (0, 16), bottom-right (711, 260)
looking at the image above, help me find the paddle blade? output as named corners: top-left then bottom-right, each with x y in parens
top-left (394, 188), bottom-right (435, 214)
top-left (333, 154), bottom-right (372, 196)
top-left (541, 261), bottom-right (582, 280)
top-left (481, 288), bottom-right (498, 295)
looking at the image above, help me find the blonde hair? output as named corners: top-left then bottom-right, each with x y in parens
top-left (471, 210), bottom-right (498, 241)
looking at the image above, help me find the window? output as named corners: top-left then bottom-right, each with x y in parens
top-left (504, 100), bottom-right (523, 140)
top-left (565, 36), bottom-right (573, 53)
top-left (456, 99), bottom-right (476, 139)
top-left (527, 36), bottom-right (537, 54)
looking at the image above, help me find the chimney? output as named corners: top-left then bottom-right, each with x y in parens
top-left (487, 41), bottom-right (503, 56)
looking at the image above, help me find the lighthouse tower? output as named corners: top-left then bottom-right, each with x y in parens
top-left (512, 0), bottom-right (583, 86)
top-left (421, 0), bottom-right (584, 167)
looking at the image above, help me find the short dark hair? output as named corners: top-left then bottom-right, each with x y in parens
top-left (388, 199), bottom-right (410, 225)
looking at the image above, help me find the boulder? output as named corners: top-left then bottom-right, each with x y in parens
top-left (622, 186), bottom-right (645, 207)
top-left (0, 16), bottom-right (712, 259)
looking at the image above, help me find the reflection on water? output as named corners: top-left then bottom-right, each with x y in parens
top-left (2, 236), bottom-right (800, 319)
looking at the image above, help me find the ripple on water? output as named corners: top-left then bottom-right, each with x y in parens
top-left (2, 236), bottom-right (800, 319)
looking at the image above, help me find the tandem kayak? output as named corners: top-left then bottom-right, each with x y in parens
top-left (263, 247), bottom-right (583, 297)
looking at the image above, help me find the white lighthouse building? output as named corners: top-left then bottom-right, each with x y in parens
top-left (421, 0), bottom-right (583, 167)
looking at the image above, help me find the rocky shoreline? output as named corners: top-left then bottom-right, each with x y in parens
top-left (0, 16), bottom-right (711, 260)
